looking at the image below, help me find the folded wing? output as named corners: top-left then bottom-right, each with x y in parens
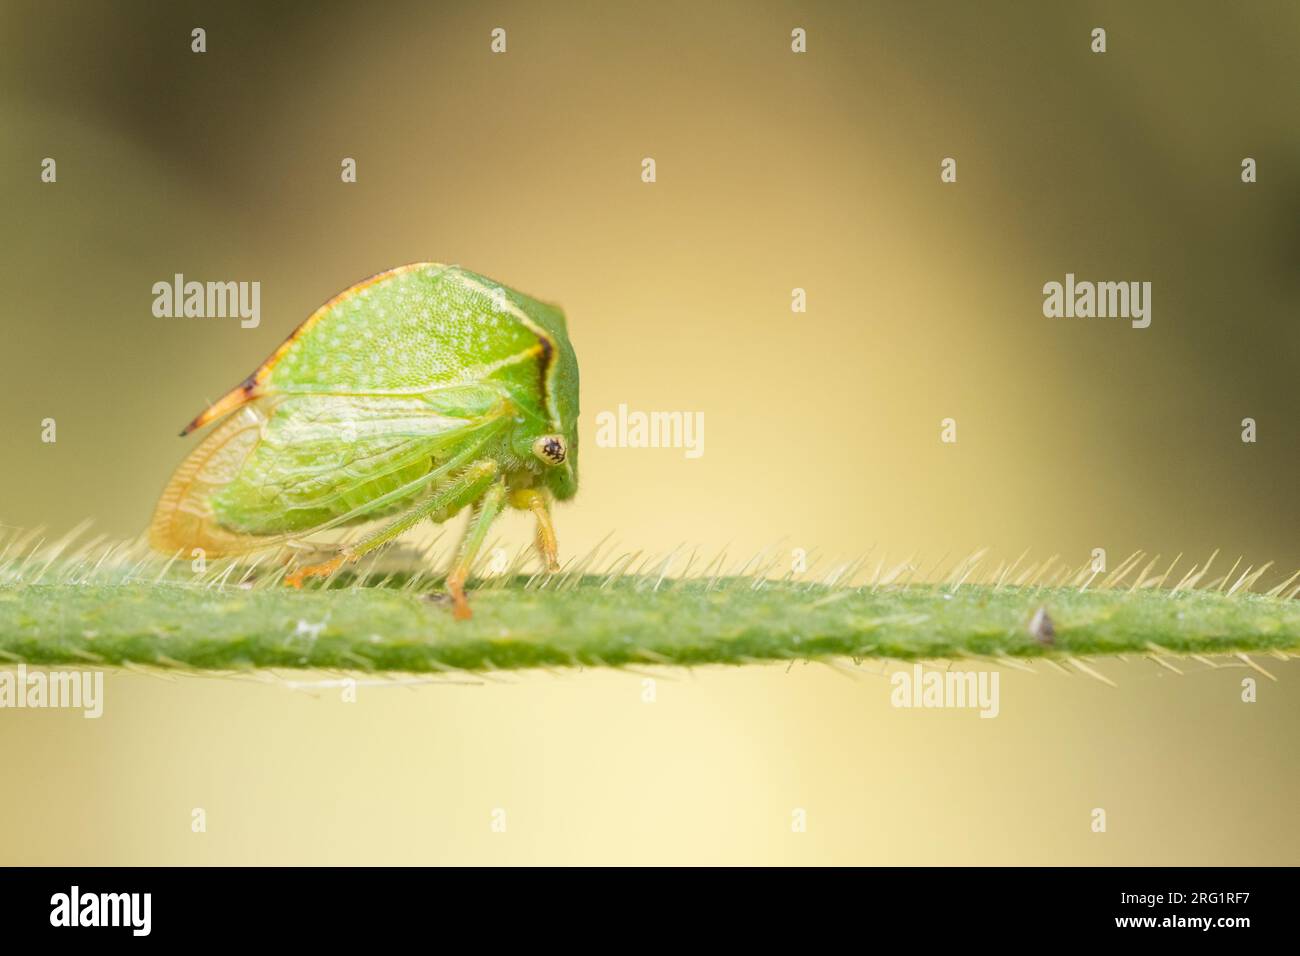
top-left (150, 388), bottom-right (506, 556)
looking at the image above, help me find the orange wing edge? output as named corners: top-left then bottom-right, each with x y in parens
top-left (177, 262), bottom-right (439, 436)
top-left (179, 376), bottom-right (259, 436)
top-left (150, 409), bottom-right (272, 557)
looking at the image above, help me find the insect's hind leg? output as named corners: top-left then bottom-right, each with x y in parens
top-left (445, 478), bottom-right (508, 620)
top-left (285, 460), bottom-right (500, 588)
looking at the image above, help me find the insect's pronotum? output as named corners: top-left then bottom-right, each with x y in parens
top-left (148, 263), bottom-right (580, 619)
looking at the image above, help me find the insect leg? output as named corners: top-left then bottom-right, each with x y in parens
top-left (285, 460), bottom-right (500, 588)
top-left (509, 488), bottom-right (559, 573)
top-left (445, 478), bottom-right (508, 620)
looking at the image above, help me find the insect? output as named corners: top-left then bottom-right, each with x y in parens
top-left (148, 263), bottom-right (579, 619)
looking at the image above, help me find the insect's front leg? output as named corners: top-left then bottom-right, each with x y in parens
top-left (446, 478), bottom-right (508, 620)
top-left (509, 488), bottom-right (560, 573)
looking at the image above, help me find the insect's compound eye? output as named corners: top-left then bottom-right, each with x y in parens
top-left (532, 434), bottom-right (567, 466)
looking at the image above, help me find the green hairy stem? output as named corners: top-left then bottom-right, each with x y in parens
top-left (1, 575), bottom-right (1296, 675)
top-left (1, 528), bottom-right (1296, 673)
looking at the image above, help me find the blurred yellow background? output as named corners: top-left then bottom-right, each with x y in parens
top-left (1, 0), bottom-right (1296, 864)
